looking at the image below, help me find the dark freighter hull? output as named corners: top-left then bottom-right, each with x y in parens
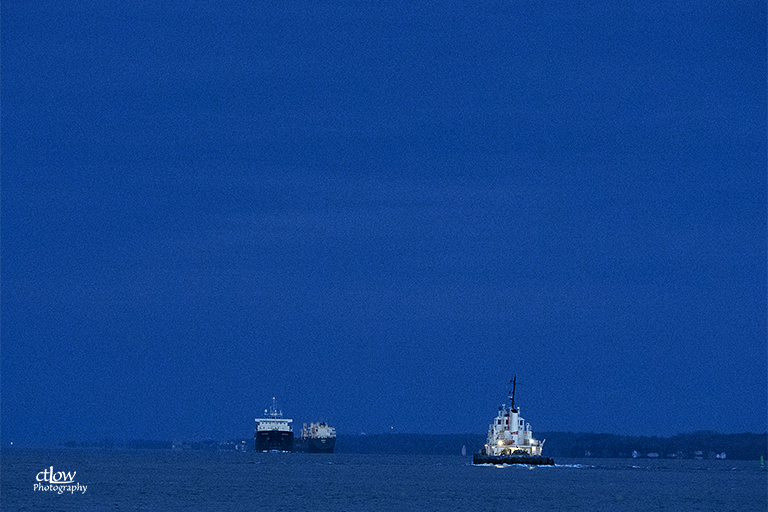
top-left (307, 436), bottom-right (335, 453)
top-left (293, 436), bottom-right (336, 453)
top-left (255, 430), bottom-right (294, 452)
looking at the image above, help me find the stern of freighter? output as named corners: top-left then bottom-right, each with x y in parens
top-left (254, 398), bottom-right (294, 452)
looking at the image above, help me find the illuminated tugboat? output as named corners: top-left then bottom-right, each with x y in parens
top-left (254, 398), bottom-right (294, 452)
top-left (473, 377), bottom-right (554, 466)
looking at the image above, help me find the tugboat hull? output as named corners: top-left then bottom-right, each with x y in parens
top-left (473, 454), bottom-right (554, 466)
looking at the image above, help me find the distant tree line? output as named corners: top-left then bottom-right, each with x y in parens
top-left (333, 431), bottom-right (766, 460)
top-left (61, 439), bottom-right (173, 450)
top-left (55, 431), bottom-right (766, 460)
top-left (536, 431), bottom-right (767, 460)
top-left (335, 434), bottom-right (484, 456)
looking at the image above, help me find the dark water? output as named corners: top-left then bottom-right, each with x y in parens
top-left (2, 449), bottom-right (765, 511)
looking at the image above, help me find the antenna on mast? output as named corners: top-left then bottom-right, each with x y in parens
top-left (509, 376), bottom-right (517, 411)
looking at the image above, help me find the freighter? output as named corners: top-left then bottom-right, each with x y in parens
top-left (473, 377), bottom-right (554, 465)
top-left (254, 398), bottom-right (294, 452)
top-left (295, 422), bottom-right (336, 453)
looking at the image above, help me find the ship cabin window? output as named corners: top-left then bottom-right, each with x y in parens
top-left (519, 420), bottom-right (524, 427)
top-left (496, 419), bottom-right (502, 425)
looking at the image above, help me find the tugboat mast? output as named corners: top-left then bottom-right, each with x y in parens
top-left (509, 376), bottom-right (517, 412)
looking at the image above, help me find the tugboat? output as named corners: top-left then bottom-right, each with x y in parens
top-left (254, 398), bottom-right (294, 452)
top-left (296, 422), bottom-right (336, 453)
top-left (473, 377), bottom-right (554, 466)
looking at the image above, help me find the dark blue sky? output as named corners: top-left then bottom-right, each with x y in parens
top-left (2, 1), bottom-right (766, 444)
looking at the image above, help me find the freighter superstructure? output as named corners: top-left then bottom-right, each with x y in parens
top-left (473, 377), bottom-right (554, 465)
top-left (254, 398), bottom-right (294, 452)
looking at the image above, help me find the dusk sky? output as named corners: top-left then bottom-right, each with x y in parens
top-left (2, 1), bottom-right (766, 444)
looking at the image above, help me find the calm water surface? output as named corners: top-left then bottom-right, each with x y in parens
top-left (2, 448), bottom-right (765, 511)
